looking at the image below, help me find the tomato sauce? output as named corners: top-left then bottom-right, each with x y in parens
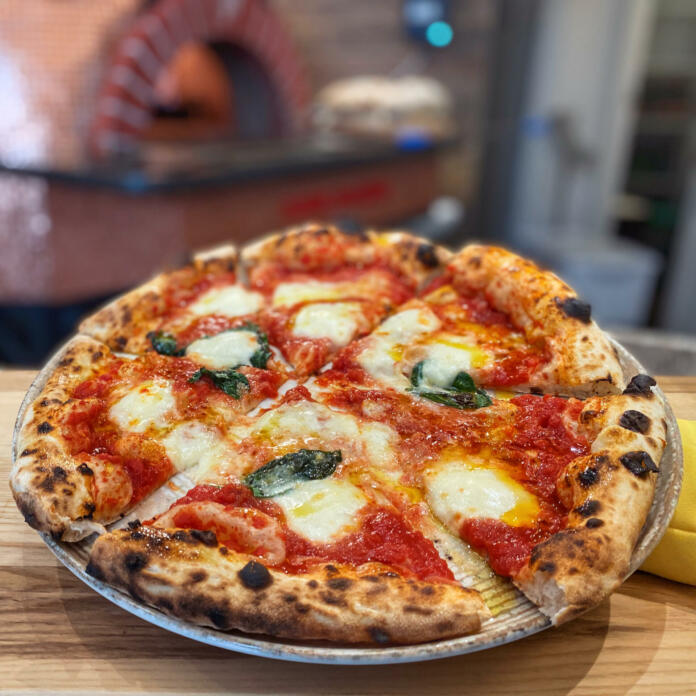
top-left (162, 483), bottom-right (454, 583)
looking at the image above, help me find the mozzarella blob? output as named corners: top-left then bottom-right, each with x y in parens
top-left (425, 456), bottom-right (540, 529)
top-left (273, 478), bottom-right (367, 543)
top-left (160, 422), bottom-right (227, 472)
top-left (109, 379), bottom-right (175, 433)
top-left (249, 401), bottom-right (397, 469)
top-left (185, 330), bottom-right (259, 369)
top-left (291, 302), bottom-right (362, 346)
top-left (272, 281), bottom-right (346, 307)
top-left (188, 285), bottom-right (264, 318)
top-left (357, 307), bottom-right (441, 389)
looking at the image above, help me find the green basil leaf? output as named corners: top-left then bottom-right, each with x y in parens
top-left (244, 449), bottom-right (342, 498)
top-left (410, 361), bottom-right (425, 388)
top-left (418, 390), bottom-right (491, 409)
top-left (188, 367), bottom-right (250, 399)
top-left (451, 371), bottom-right (476, 393)
top-left (148, 331), bottom-right (183, 356)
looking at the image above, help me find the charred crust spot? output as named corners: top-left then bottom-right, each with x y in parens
top-left (436, 620), bottom-right (454, 633)
top-left (555, 296), bottom-right (591, 323)
top-left (129, 530), bottom-right (144, 541)
top-left (568, 567), bottom-right (579, 575)
top-left (124, 552), bottom-right (148, 573)
top-left (307, 579), bottom-right (318, 589)
top-left (327, 577), bottom-right (353, 591)
top-left (586, 518), bottom-right (604, 529)
top-left (58, 357), bottom-right (74, 367)
top-left (20, 448), bottom-right (38, 457)
top-left (190, 529), bottom-right (218, 547)
top-left (539, 562), bottom-right (556, 573)
top-left (189, 570), bottom-right (207, 584)
top-left (619, 410), bottom-right (651, 434)
top-left (530, 387), bottom-right (543, 395)
top-left (468, 256), bottom-right (482, 269)
top-left (320, 591), bottom-right (345, 606)
top-left (91, 351), bottom-right (103, 363)
top-left (416, 243), bottom-right (439, 268)
top-left (623, 374), bottom-right (656, 395)
top-left (575, 499), bottom-right (601, 517)
top-left (37, 421), bottom-right (54, 434)
top-left (579, 467), bottom-right (599, 487)
top-left (219, 546), bottom-right (229, 555)
top-left (114, 336), bottom-right (127, 349)
top-left (620, 451), bottom-right (658, 477)
top-left (369, 627), bottom-right (391, 644)
top-left (80, 502), bottom-right (96, 519)
top-left (127, 519), bottom-right (141, 530)
top-left (85, 559), bottom-right (105, 581)
top-left (208, 608), bottom-right (229, 628)
top-left (38, 466), bottom-right (67, 492)
top-left (420, 585), bottom-right (435, 596)
top-left (362, 575), bottom-right (379, 583)
top-left (238, 561), bottom-right (273, 590)
top-left (77, 462), bottom-right (94, 476)
top-left (39, 399), bottom-right (50, 407)
top-left (295, 602), bottom-right (310, 614)
top-left (282, 593), bottom-right (297, 603)
top-left (324, 564), bottom-right (339, 575)
top-left (581, 409), bottom-right (599, 423)
top-left (404, 605), bottom-right (433, 615)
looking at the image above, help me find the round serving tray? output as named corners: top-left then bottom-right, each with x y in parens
top-left (12, 337), bottom-right (683, 665)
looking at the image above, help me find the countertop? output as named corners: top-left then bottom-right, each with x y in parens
top-left (1, 371), bottom-right (695, 696)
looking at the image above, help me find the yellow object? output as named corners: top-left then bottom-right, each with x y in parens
top-left (641, 419), bottom-right (696, 586)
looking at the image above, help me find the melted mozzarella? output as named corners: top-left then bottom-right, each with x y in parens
top-left (188, 285), bottom-right (263, 318)
top-left (272, 281), bottom-right (346, 307)
top-left (273, 478), bottom-right (367, 543)
top-left (185, 330), bottom-right (259, 369)
top-left (357, 307), bottom-right (441, 389)
top-left (419, 337), bottom-right (489, 388)
top-left (425, 455), bottom-right (539, 529)
top-left (292, 302), bottom-right (362, 346)
top-left (160, 422), bottom-right (225, 472)
top-left (109, 379), bottom-right (175, 433)
top-left (249, 401), bottom-right (397, 470)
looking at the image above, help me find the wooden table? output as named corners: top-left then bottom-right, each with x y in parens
top-left (1, 371), bottom-right (695, 695)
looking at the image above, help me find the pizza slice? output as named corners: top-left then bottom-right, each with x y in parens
top-left (241, 223), bottom-right (451, 376)
top-left (79, 244), bottom-right (267, 355)
top-left (11, 335), bottom-right (286, 540)
top-left (85, 385), bottom-right (490, 644)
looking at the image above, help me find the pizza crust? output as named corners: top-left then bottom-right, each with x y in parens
top-left (514, 384), bottom-right (666, 623)
top-left (10, 336), bottom-right (116, 540)
top-left (241, 222), bottom-right (451, 288)
top-left (87, 525), bottom-right (490, 644)
top-left (78, 244), bottom-right (238, 354)
top-left (449, 245), bottom-right (625, 396)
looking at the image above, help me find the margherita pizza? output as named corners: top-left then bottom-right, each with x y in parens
top-left (11, 223), bottom-right (668, 644)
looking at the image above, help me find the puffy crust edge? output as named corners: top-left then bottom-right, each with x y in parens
top-left (87, 526), bottom-right (490, 644)
top-left (449, 245), bottom-right (625, 396)
top-left (78, 244), bottom-right (238, 354)
top-left (241, 222), bottom-right (451, 287)
top-left (514, 387), bottom-right (667, 623)
top-left (10, 336), bottom-right (116, 540)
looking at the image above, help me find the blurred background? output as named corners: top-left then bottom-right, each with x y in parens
top-left (0, 0), bottom-right (695, 372)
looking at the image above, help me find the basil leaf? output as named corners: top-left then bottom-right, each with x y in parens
top-left (418, 390), bottom-right (492, 409)
top-left (451, 371), bottom-right (476, 393)
top-left (408, 365), bottom-right (492, 410)
top-left (244, 449), bottom-right (342, 498)
top-left (189, 367), bottom-right (250, 399)
top-left (410, 360), bottom-right (425, 388)
top-left (148, 331), bottom-right (184, 356)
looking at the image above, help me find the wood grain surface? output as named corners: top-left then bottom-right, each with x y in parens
top-left (1, 371), bottom-right (695, 696)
